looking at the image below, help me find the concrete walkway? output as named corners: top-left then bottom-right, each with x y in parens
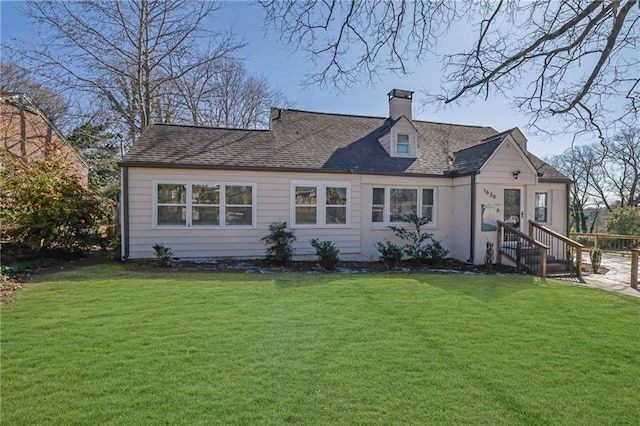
top-left (557, 252), bottom-right (640, 298)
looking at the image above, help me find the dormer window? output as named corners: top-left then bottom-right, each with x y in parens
top-left (397, 134), bottom-right (410, 154)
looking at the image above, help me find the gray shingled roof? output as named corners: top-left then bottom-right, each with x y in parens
top-left (452, 131), bottom-right (509, 175)
top-left (121, 108), bottom-right (570, 182)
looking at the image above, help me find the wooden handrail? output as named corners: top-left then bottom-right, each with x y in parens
top-left (499, 221), bottom-right (549, 250)
top-left (531, 221), bottom-right (584, 248)
top-left (497, 220), bottom-right (549, 276)
top-left (570, 232), bottom-right (640, 240)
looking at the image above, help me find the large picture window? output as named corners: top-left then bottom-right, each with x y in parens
top-left (372, 187), bottom-right (436, 225)
top-left (155, 182), bottom-right (255, 227)
top-left (292, 181), bottom-right (350, 226)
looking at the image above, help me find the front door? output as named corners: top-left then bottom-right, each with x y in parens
top-left (504, 189), bottom-right (522, 231)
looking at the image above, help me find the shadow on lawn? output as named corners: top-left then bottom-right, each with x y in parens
top-left (411, 273), bottom-right (542, 303)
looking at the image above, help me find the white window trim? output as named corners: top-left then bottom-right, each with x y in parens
top-left (371, 186), bottom-right (437, 228)
top-left (290, 180), bottom-right (351, 228)
top-left (534, 191), bottom-right (551, 224)
top-left (391, 129), bottom-right (416, 157)
top-left (152, 180), bottom-right (257, 229)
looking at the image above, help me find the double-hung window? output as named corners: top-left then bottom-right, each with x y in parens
top-left (534, 192), bottom-right (548, 223)
top-left (155, 182), bottom-right (255, 227)
top-left (372, 187), bottom-right (436, 225)
top-left (292, 181), bottom-right (349, 226)
top-left (396, 134), bottom-right (410, 155)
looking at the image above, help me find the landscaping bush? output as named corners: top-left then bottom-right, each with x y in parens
top-left (590, 248), bottom-right (602, 273)
top-left (108, 234), bottom-right (122, 261)
top-left (152, 243), bottom-right (174, 267)
top-left (0, 150), bottom-right (106, 255)
top-left (262, 222), bottom-right (296, 266)
top-left (484, 241), bottom-right (495, 273)
top-left (375, 240), bottom-right (403, 269)
top-left (310, 239), bottom-right (340, 270)
top-left (388, 211), bottom-right (449, 264)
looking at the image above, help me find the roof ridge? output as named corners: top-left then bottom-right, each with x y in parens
top-left (276, 107), bottom-right (496, 130)
top-left (150, 122), bottom-right (269, 132)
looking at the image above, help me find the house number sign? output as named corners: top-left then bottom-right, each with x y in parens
top-left (483, 188), bottom-right (497, 199)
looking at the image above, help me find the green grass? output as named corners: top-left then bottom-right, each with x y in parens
top-left (2, 264), bottom-right (639, 425)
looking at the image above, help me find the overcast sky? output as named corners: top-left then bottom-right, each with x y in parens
top-left (1, 0), bottom-right (604, 157)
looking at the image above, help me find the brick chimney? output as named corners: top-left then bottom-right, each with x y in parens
top-left (388, 89), bottom-right (413, 121)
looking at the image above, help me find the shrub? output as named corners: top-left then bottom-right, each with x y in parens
top-left (375, 240), bottom-right (403, 269)
top-left (590, 248), bottom-right (602, 274)
top-left (484, 241), bottom-right (494, 273)
top-left (262, 222), bottom-right (296, 266)
top-left (310, 239), bottom-right (340, 270)
top-left (388, 211), bottom-right (449, 264)
top-left (152, 243), bottom-right (174, 267)
top-left (0, 150), bottom-right (106, 254)
top-left (107, 234), bottom-right (122, 261)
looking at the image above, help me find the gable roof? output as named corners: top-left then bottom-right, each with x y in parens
top-left (452, 131), bottom-right (509, 175)
top-left (121, 108), bottom-right (570, 182)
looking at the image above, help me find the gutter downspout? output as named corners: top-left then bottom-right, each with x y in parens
top-left (468, 173), bottom-right (476, 263)
top-left (121, 167), bottom-right (130, 260)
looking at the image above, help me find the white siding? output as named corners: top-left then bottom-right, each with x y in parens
top-left (359, 175), bottom-right (455, 260)
top-left (450, 176), bottom-right (472, 261)
top-left (125, 168), bottom-right (362, 259)
top-left (477, 139), bottom-right (536, 185)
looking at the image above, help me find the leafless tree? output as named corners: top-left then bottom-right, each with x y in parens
top-left (603, 128), bottom-right (640, 207)
top-left (550, 128), bottom-right (640, 230)
top-left (169, 57), bottom-right (289, 129)
top-left (0, 60), bottom-right (69, 126)
top-left (7, 0), bottom-right (244, 148)
top-left (259, 0), bottom-right (639, 137)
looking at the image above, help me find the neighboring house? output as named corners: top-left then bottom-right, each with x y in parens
top-left (119, 89), bottom-right (571, 263)
top-left (0, 92), bottom-right (89, 188)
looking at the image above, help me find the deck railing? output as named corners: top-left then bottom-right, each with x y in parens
top-left (497, 220), bottom-right (549, 276)
top-left (530, 221), bottom-right (583, 277)
top-left (569, 233), bottom-right (640, 252)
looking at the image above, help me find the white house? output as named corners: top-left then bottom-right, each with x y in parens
top-left (119, 89), bottom-right (571, 264)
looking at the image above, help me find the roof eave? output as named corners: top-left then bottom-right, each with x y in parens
top-left (118, 161), bottom-right (464, 179)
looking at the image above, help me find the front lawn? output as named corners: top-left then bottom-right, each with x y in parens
top-left (2, 264), bottom-right (639, 424)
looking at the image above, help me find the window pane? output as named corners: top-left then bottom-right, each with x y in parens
top-left (326, 206), bottom-right (347, 224)
top-left (226, 206), bottom-right (252, 225)
top-left (390, 188), bottom-right (417, 222)
top-left (535, 193), bottom-right (547, 208)
top-left (326, 187), bottom-right (347, 205)
top-left (192, 206), bottom-right (220, 225)
top-left (373, 188), bottom-right (385, 205)
top-left (226, 186), bottom-right (252, 205)
top-left (423, 188), bottom-right (434, 206)
top-left (192, 185), bottom-right (220, 204)
top-left (535, 207), bottom-right (547, 223)
top-left (397, 134), bottom-right (409, 154)
top-left (158, 184), bottom-right (186, 204)
top-left (372, 188), bottom-right (385, 223)
top-left (295, 206), bottom-right (316, 224)
top-left (158, 206), bottom-right (186, 225)
top-left (295, 186), bottom-right (317, 205)
top-left (421, 206), bottom-right (434, 223)
top-left (372, 207), bottom-right (384, 223)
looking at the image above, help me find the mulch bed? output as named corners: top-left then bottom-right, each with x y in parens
top-left (153, 258), bottom-right (519, 275)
